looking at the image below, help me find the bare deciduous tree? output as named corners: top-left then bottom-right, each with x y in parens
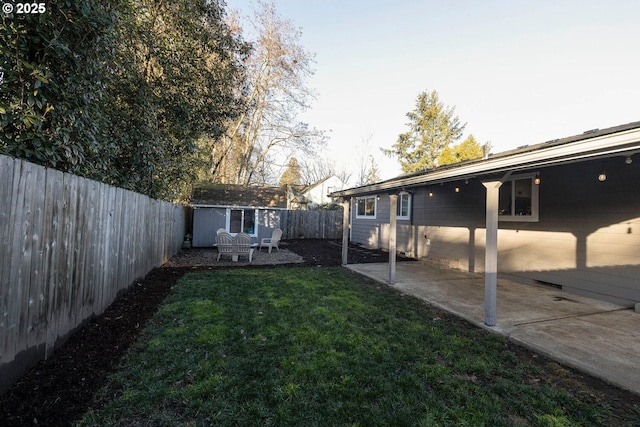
top-left (206, 1), bottom-right (324, 185)
top-left (298, 158), bottom-right (352, 187)
top-left (355, 133), bottom-right (382, 186)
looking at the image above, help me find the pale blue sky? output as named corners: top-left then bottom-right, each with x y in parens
top-left (226, 0), bottom-right (640, 181)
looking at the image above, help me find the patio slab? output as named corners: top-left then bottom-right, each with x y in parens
top-left (346, 261), bottom-right (640, 396)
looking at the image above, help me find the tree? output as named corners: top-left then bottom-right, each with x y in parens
top-left (437, 134), bottom-right (489, 166)
top-left (355, 133), bottom-right (382, 186)
top-left (279, 157), bottom-right (302, 186)
top-left (206, 1), bottom-right (324, 186)
top-left (1, 0), bottom-right (247, 201)
top-left (298, 157), bottom-right (351, 187)
top-left (366, 156), bottom-right (381, 184)
top-left (107, 0), bottom-right (247, 200)
top-left (382, 90), bottom-right (465, 173)
top-left (0, 1), bottom-right (119, 175)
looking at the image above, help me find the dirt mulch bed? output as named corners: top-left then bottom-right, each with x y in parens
top-left (0, 239), bottom-right (638, 426)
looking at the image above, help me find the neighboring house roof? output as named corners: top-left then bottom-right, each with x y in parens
top-left (301, 176), bottom-right (332, 193)
top-left (289, 194), bottom-right (311, 205)
top-left (191, 183), bottom-right (287, 208)
top-left (331, 121), bottom-right (640, 197)
top-left (300, 175), bottom-right (347, 203)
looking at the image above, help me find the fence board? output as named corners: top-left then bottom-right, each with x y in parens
top-left (11, 160), bottom-right (30, 362)
top-left (0, 154), bottom-right (186, 393)
top-left (280, 210), bottom-right (343, 239)
top-left (26, 162), bottom-right (46, 357)
top-left (0, 156), bottom-right (15, 364)
top-left (45, 168), bottom-right (64, 357)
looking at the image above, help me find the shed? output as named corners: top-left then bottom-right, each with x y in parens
top-left (190, 183), bottom-right (286, 247)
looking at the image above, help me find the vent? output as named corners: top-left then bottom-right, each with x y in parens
top-left (534, 279), bottom-right (562, 289)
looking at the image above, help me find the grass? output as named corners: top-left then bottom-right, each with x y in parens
top-left (78, 267), bottom-right (632, 426)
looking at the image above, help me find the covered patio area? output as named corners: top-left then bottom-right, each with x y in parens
top-left (346, 260), bottom-right (640, 396)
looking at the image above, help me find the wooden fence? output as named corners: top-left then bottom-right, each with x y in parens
top-left (0, 155), bottom-right (186, 393)
top-left (280, 209), bottom-right (343, 239)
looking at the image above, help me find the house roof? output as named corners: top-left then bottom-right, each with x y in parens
top-left (191, 183), bottom-right (287, 208)
top-left (331, 121), bottom-right (640, 197)
top-left (302, 176), bottom-right (331, 193)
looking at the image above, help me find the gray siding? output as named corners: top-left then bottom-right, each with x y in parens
top-left (192, 207), bottom-right (281, 247)
top-left (258, 209), bottom-right (281, 240)
top-left (192, 207), bottom-right (227, 247)
top-left (349, 157), bottom-right (640, 305)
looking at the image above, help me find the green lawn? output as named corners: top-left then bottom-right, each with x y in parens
top-left (78, 267), bottom-right (632, 426)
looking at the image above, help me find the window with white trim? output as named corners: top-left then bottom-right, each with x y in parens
top-left (356, 196), bottom-right (377, 218)
top-left (396, 192), bottom-right (411, 220)
top-left (499, 174), bottom-right (539, 222)
top-left (226, 208), bottom-right (257, 236)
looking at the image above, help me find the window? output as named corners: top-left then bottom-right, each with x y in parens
top-left (356, 196), bottom-right (377, 218)
top-left (396, 192), bottom-right (410, 220)
top-left (227, 208), bottom-right (257, 236)
top-left (499, 174), bottom-right (539, 222)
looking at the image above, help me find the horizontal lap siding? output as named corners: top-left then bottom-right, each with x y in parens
top-left (504, 160), bottom-right (640, 305)
top-left (192, 208), bottom-right (226, 247)
top-left (0, 155), bottom-right (186, 393)
top-left (348, 160), bottom-right (640, 305)
top-left (350, 196), bottom-right (387, 249)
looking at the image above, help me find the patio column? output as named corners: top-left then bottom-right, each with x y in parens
top-left (341, 197), bottom-right (350, 266)
top-left (388, 194), bottom-right (398, 284)
top-left (482, 180), bottom-right (502, 326)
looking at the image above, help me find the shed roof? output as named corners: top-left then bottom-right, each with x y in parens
top-left (191, 183), bottom-right (287, 208)
top-left (331, 121), bottom-right (640, 197)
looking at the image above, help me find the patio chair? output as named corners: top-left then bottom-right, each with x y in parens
top-left (260, 228), bottom-right (282, 253)
top-left (234, 233), bottom-right (254, 262)
top-left (216, 232), bottom-right (234, 261)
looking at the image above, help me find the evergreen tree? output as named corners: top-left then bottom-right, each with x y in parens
top-left (437, 134), bottom-right (488, 166)
top-left (382, 90), bottom-right (465, 173)
top-left (279, 157), bottom-right (302, 186)
top-left (1, 0), bottom-right (246, 201)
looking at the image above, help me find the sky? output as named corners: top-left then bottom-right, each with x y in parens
top-left (225, 0), bottom-right (640, 182)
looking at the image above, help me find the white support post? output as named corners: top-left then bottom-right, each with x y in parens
top-left (388, 194), bottom-right (398, 284)
top-left (341, 198), bottom-right (350, 266)
top-left (482, 180), bottom-right (502, 326)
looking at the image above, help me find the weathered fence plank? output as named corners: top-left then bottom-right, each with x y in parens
top-left (0, 154), bottom-right (186, 393)
top-left (280, 209), bottom-right (343, 240)
top-left (26, 162), bottom-right (46, 359)
top-left (0, 156), bottom-right (14, 365)
top-left (44, 168), bottom-right (64, 358)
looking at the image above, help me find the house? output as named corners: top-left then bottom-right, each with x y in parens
top-left (286, 175), bottom-right (348, 210)
top-left (331, 121), bottom-right (640, 325)
top-left (190, 183), bottom-right (286, 247)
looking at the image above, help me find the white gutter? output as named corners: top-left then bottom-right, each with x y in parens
top-left (191, 204), bottom-right (287, 210)
top-left (332, 125), bottom-right (640, 197)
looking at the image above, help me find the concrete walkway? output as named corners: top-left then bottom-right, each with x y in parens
top-left (346, 261), bottom-right (640, 396)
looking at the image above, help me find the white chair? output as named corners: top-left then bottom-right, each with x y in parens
top-left (260, 228), bottom-right (282, 253)
top-left (216, 232), bottom-right (234, 261)
top-left (234, 233), bottom-right (254, 262)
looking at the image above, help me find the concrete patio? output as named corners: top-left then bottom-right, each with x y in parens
top-left (346, 260), bottom-right (640, 396)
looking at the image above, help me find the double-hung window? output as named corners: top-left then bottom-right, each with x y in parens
top-left (498, 174), bottom-right (539, 222)
top-left (227, 208), bottom-right (257, 236)
top-left (356, 196), bottom-right (377, 218)
top-left (396, 192), bottom-right (410, 220)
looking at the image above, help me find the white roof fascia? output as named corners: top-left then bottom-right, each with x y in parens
top-left (332, 127), bottom-right (640, 197)
top-left (191, 204), bottom-right (287, 210)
